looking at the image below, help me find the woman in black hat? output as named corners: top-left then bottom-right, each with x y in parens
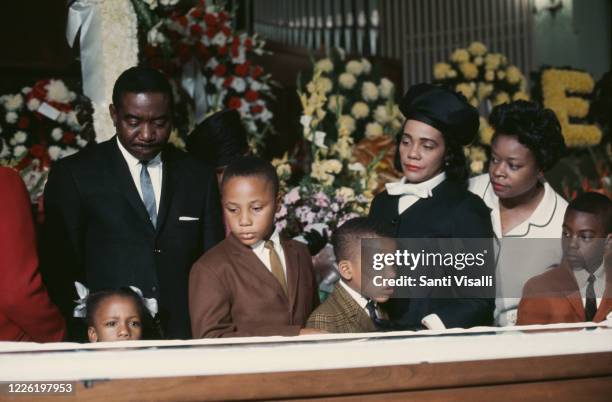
top-left (368, 83), bottom-right (495, 330)
top-left (469, 100), bottom-right (567, 326)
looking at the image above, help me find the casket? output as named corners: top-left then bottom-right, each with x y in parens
top-left (1, 323), bottom-right (611, 401)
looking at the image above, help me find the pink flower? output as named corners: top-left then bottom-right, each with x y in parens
top-left (285, 187), bottom-right (300, 204)
top-left (276, 204), bottom-right (287, 218)
top-left (313, 191), bottom-right (329, 208)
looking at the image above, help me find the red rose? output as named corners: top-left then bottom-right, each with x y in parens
top-left (17, 116), bottom-right (29, 129)
top-left (190, 24), bottom-right (203, 37)
top-left (62, 131), bottom-right (76, 144)
top-left (213, 64), bottom-right (227, 77)
top-left (251, 66), bottom-right (264, 79)
top-left (219, 11), bottom-right (229, 22)
top-left (177, 43), bottom-right (192, 63)
top-left (195, 42), bottom-right (210, 60)
top-left (245, 90), bottom-right (259, 102)
top-left (30, 144), bottom-right (46, 158)
top-left (244, 37), bottom-right (253, 50)
top-left (204, 13), bottom-right (217, 27)
top-left (223, 76), bottom-right (234, 88)
top-left (234, 63), bottom-right (249, 77)
top-left (250, 104), bottom-right (264, 114)
top-left (228, 97), bottom-right (242, 110)
top-left (221, 25), bottom-right (231, 37)
top-left (231, 43), bottom-right (240, 58)
top-left (176, 15), bottom-right (189, 27)
top-left (190, 8), bottom-right (203, 19)
top-left (218, 45), bottom-right (228, 56)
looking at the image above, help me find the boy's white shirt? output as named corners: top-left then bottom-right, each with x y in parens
top-left (573, 262), bottom-right (605, 308)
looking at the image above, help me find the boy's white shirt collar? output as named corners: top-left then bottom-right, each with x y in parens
top-left (250, 228), bottom-right (281, 251)
top-left (338, 279), bottom-right (369, 311)
top-left (250, 228), bottom-right (287, 277)
top-left (573, 262), bottom-right (606, 308)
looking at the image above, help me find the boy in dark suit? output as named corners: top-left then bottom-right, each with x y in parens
top-left (517, 192), bottom-right (612, 325)
top-left (189, 156), bottom-right (320, 338)
top-left (306, 218), bottom-right (395, 333)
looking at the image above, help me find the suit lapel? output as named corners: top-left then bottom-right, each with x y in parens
top-left (156, 149), bottom-right (178, 234)
top-left (228, 235), bottom-right (287, 301)
top-left (560, 264), bottom-right (586, 320)
top-left (594, 269), bottom-right (612, 322)
top-left (282, 238), bottom-right (299, 313)
top-left (335, 284), bottom-right (376, 332)
top-left (107, 138), bottom-right (155, 235)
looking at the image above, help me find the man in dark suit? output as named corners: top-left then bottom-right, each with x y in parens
top-left (41, 66), bottom-right (224, 339)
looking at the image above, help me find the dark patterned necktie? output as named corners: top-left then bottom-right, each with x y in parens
top-left (585, 274), bottom-right (597, 321)
top-left (365, 299), bottom-right (394, 331)
top-left (140, 160), bottom-right (157, 228)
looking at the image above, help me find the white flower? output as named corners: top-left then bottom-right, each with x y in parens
top-left (143, 0), bottom-right (157, 9)
top-left (361, 81), bottom-right (379, 102)
top-left (147, 21), bottom-right (167, 46)
top-left (27, 98), bottom-right (40, 111)
top-left (378, 78), bottom-right (394, 99)
top-left (212, 31), bottom-right (228, 47)
top-left (361, 58), bottom-right (372, 74)
top-left (338, 73), bottom-right (357, 89)
top-left (323, 159), bottom-right (342, 173)
top-left (335, 187), bottom-right (355, 202)
top-left (348, 162), bottom-right (366, 173)
top-left (250, 80), bottom-right (262, 91)
top-left (4, 94), bottom-right (23, 111)
top-left (346, 60), bottom-right (364, 76)
top-left (230, 77), bottom-right (247, 93)
top-left (57, 112), bottom-right (67, 123)
top-left (48, 145), bottom-right (62, 161)
top-left (45, 80), bottom-right (71, 103)
top-left (21, 86), bottom-right (31, 95)
top-left (365, 122), bottom-right (383, 139)
top-left (338, 115), bottom-right (356, 133)
top-left (313, 131), bottom-right (327, 149)
top-left (67, 111), bottom-right (81, 129)
top-left (206, 57), bottom-right (219, 70)
top-left (351, 102), bottom-right (369, 119)
top-left (6, 112), bottom-right (18, 124)
top-left (300, 115), bottom-right (313, 129)
top-left (51, 128), bottom-right (63, 141)
top-left (160, 0), bottom-right (179, 5)
top-left (60, 147), bottom-right (78, 159)
top-left (374, 105), bottom-right (392, 124)
top-left (259, 109), bottom-right (273, 123)
top-left (13, 145), bottom-right (26, 157)
top-left (327, 95), bottom-right (346, 112)
top-left (314, 58), bottom-right (334, 73)
top-left (76, 136), bottom-right (88, 148)
top-left (13, 131), bottom-right (27, 144)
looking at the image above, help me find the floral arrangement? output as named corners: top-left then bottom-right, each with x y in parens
top-left (0, 79), bottom-right (92, 170)
top-left (272, 66), bottom-right (381, 252)
top-left (132, 0), bottom-right (275, 152)
top-left (433, 41), bottom-right (528, 145)
top-left (535, 68), bottom-right (603, 147)
top-left (303, 49), bottom-right (403, 145)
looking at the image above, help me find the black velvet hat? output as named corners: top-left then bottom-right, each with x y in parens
top-left (186, 109), bottom-right (249, 168)
top-left (399, 83), bottom-right (479, 145)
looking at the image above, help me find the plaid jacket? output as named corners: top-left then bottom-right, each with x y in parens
top-left (306, 283), bottom-right (377, 333)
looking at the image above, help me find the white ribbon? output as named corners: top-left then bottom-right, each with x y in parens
top-left (385, 181), bottom-right (433, 199)
top-left (181, 58), bottom-right (208, 124)
top-left (66, 0), bottom-right (105, 111)
top-left (72, 281), bottom-right (159, 318)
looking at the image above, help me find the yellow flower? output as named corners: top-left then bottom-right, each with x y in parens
top-left (365, 122), bottom-right (383, 140)
top-left (346, 60), bottom-right (365, 76)
top-left (361, 81), bottom-right (379, 102)
top-left (506, 65), bottom-right (522, 84)
top-left (512, 91), bottom-right (529, 101)
top-left (477, 83), bottom-right (494, 100)
top-left (479, 117), bottom-right (494, 144)
top-left (351, 102), bottom-right (370, 119)
top-left (493, 91), bottom-right (510, 106)
top-left (327, 95), bottom-right (346, 113)
top-left (455, 83), bottom-right (475, 99)
top-left (433, 62), bottom-right (452, 80)
top-left (485, 70), bottom-right (495, 81)
top-left (335, 187), bottom-right (356, 202)
top-left (459, 62), bottom-right (478, 80)
top-left (378, 78), bottom-right (394, 99)
top-left (314, 58), bottom-right (334, 73)
top-left (447, 69), bottom-right (458, 78)
top-left (451, 48), bottom-right (470, 63)
top-left (339, 73), bottom-right (357, 89)
top-left (474, 56), bottom-right (484, 66)
top-left (338, 115), bottom-right (356, 134)
top-left (470, 160), bottom-right (484, 174)
top-left (469, 98), bottom-right (479, 108)
top-left (468, 41), bottom-right (487, 56)
top-left (497, 70), bottom-right (506, 80)
top-left (374, 105), bottom-right (392, 124)
top-left (484, 53), bottom-right (501, 70)
top-left (316, 77), bottom-right (333, 94)
top-left (331, 136), bottom-right (354, 160)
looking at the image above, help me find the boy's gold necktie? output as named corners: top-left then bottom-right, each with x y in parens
top-left (264, 240), bottom-right (288, 296)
